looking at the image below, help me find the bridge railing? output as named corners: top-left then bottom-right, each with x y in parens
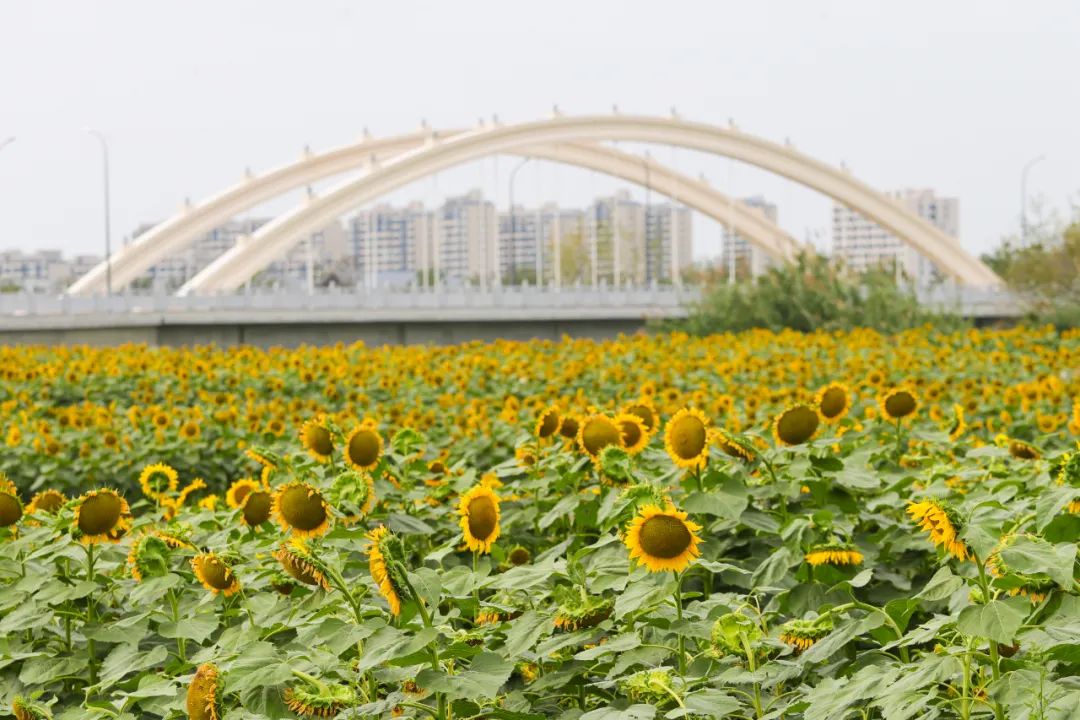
top-left (0, 285), bottom-right (701, 318)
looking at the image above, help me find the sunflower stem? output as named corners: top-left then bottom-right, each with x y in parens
top-left (673, 571), bottom-right (686, 677)
top-left (291, 668), bottom-right (329, 694)
top-left (740, 631), bottom-right (764, 719)
top-left (84, 542), bottom-right (98, 686)
top-left (168, 588), bottom-right (187, 663)
top-left (974, 554), bottom-right (1006, 720)
top-left (893, 417), bottom-right (903, 463)
top-left (395, 568), bottom-right (445, 720)
top-left (472, 551), bottom-right (480, 606)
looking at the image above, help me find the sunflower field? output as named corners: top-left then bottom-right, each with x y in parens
top-left (2, 326), bottom-right (1080, 719)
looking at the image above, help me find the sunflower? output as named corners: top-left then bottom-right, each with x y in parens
top-left (712, 428), bottom-right (757, 462)
top-left (344, 424), bottom-right (383, 471)
top-left (25, 488), bottom-right (66, 515)
top-left (804, 543), bottom-right (863, 567)
top-left (179, 420), bottom-right (201, 442)
top-left (138, 462), bottom-right (179, 502)
top-left (1008, 439), bottom-right (1041, 461)
top-left (508, 545), bottom-right (531, 566)
top-left (615, 413), bottom-right (649, 455)
top-left (879, 388), bottom-right (919, 421)
top-left (272, 481), bottom-right (330, 538)
top-left (73, 489), bottom-right (131, 544)
top-left (191, 552), bottom-right (241, 596)
top-left (128, 533), bottom-right (171, 582)
top-left (987, 536), bottom-right (1056, 603)
top-left (153, 529), bottom-right (194, 549)
top-left (623, 399), bottom-right (659, 434)
top-left (240, 489), bottom-right (273, 526)
top-left (0, 474), bottom-right (22, 528)
top-left (330, 470), bottom-right (376, 522)
top-left (300, 416), bottom-right (334, 463)
top-left (558, 414), bottom-right (581, 443)
top-left (779, 617), bottom-right (833, 653)
top-left (12, 696), bottom-right (51, 720)
top-left (245, 446), bottom-right (279, 469)
top-left (535, 405), bottom-right (561, 440)
top-left (186, 663), bottom-right (222, 720)
top-left (515, 443), bottom-right (538, 468)
top-left (772, 404), bottom-right (820, 446)
top-left (664, 408), bottom-right (710, 468)
top-left (459, 484), bottom-right (501, 553)
top-left (907, 498), bottom-right (970, 561)
top-left (274, 538), bottom-right (331, 590)
top-left (947, 404), bottom-right (967, 441)
top-left (173, 478), bottom-right (206, 514)
top-left (367, 526), bottom-right (410, 616)
top-left (816, 383), bottom-right (850, 423)
top-left (226, 478), bottom-right (260, 509)
top-left (283, 682), bottom-right (355, 718)
top-left (553, 591), bottom-right (614, 631)
top-left (624, 503), bottom-right (702, 573)
top-left (578, 414), bottom-right (623, 461)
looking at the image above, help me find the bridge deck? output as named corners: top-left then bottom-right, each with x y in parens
top-left (0, 286), bottom-right (1022, 347)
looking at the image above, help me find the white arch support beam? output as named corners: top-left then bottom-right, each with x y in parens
top-left (177, 140), bottom-right (804, 295)
top-left (69, 121), bottom-right (803, 296)
top-left (181, 115), bottom-right (1000, 295)
top-left (66, 129), bottom-right (467, 296)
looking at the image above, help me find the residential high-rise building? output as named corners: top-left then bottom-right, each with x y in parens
top-left (721, 195), bottom-right (779, 280)
top-left (57, 188), bottom-right (695, 294)
top-left (349, 202), bottom-right (431, 288)
top-left (0, 248), bottom-right (78, 293)
top-left (134, 217), bottom-right (348, 291)
top-left (437, 190), bottom-right (498, 285)
top-left (497, 190), bottom-right (691, 287)
top-left (832, 189), bottom-right (959, 287)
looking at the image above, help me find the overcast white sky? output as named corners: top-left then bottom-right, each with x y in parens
top-left (1, 0), bottom-right (1077, 260)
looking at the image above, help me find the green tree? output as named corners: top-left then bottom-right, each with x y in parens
top-left (671, 252), bottom-right (965, 334)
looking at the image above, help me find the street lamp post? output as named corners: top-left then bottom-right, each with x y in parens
top-left (507, 157), bottom-right (531, 286)
top-left (85, 128), bottom-right (113, 296)
top-left (1020, 154), bottom-right (1046, 246)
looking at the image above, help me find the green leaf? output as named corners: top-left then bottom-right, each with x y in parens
top-left (999, 537), bottom-right (1077, 588)
top-left (388, 512), bottom-right (435, 535)
top-left (615, 575), bottom-right (676, 619)
top-left (956, 598), bottom-right (1029, 644)
top-left (580, 705), bottom-right (657, 720)
top-left (540, 494), bottom-right (579, 530)
top-left (1036, 485), bottom-right (1078, 531)
top-left (410, 567), bottom-right (443, 609)
top-left (916, 566), bottom-right (964, 602)
top-left (487, 557), bottom-right (565, 591)
top-left (575, 632), bottom-right (640, 660)
top-left (801, 614), bottom-right (883, 664)
top-left (501, 610), bottom-right (553, 659)
top-left (751, 546), bottom-right (797, 589)
top-left (224, 642), bottom-right (295, 693)
top-left (357, 625), bottom-right (439, 672)
top-left (415, 651), bottom-right (513, 700)
top-left (99, 643), bottom-right (168, 687)
top-left (158, 610), bottom-right (217, 643)
top-left (682, 476), bottom-right (748, 521)
top-left (671, 689), bottom-right (741, 718)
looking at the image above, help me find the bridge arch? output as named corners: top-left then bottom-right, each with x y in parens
top-left (179, 114), bottom-right (1001, 295)
top-left (178, 140), bottom-right (805, 295)
top-left (67, 124), bottom-right (803, 295)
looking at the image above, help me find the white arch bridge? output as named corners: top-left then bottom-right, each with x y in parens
top-left (67, 113), bottom-right (1002, 297)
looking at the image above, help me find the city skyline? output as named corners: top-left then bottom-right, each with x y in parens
top-left (1, 1), bottom-right (1077, 262)
top-left (5, 184), bottom-right (963, 294)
